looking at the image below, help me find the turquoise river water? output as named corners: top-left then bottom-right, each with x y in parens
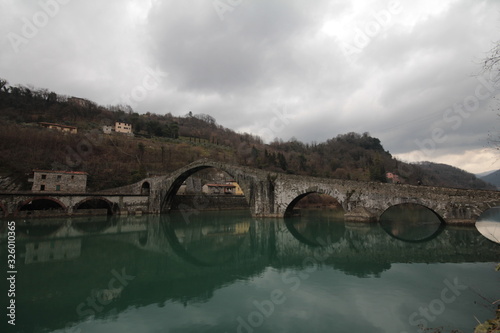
top-left (1, 207), bottom-right (499, 333)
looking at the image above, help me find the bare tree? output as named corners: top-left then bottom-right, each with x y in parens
top-left (483, 41), bottom-right (500, 80)
top-left (0, 78), bottom-right (8, 92)
top-left (482, 41), bottom-right (500, 152)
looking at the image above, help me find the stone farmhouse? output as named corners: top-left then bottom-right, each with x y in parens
top-left (30, 170), bottom-right (88, 192)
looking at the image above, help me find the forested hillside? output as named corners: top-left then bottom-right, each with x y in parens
top-left (0, 78), bottom-right (495, 191)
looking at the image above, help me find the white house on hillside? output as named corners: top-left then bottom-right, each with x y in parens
top-left (115, 122), bottom-right (132, 134)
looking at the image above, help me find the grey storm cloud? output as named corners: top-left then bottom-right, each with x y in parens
top-left (0, 0), bottom-right (499, 173)
top-left (147, 0), bottom-right (330, 93)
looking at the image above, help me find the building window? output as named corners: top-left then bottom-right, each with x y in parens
top-left (56, 185), bottom-right (61, 191)
top-left (57, 175), bottom-right (62, 180)
top-left (40, 185), bottom-right (45, 191)
top-left (41, 174), bottom-right (47, 179)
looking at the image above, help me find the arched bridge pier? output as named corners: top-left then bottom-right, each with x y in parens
top-left (0, 193), bottom-right (149, 219)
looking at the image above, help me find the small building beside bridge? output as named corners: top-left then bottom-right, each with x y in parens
top-left (227, 181), bottom-right (244, 195)
top-left (202, 183), bottom-right (235, 195)
top-left (30, 170), bottom-right (88, 193)
top-left (386, 172), bottom-right (401, 184)
top-left (202, 181), bottom-right (244, 195)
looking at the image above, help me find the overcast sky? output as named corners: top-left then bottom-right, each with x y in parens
top-left (1, 0), bottom-right (499, 173)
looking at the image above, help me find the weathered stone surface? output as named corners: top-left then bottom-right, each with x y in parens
top-left (0, 192), bottom-right (149, 218)
top-left (141, 159), bottom-right (500, 223)
top-left (2, 159), bottom-right (499, 223)
top-left (344, 207), bottom-right (377, 222)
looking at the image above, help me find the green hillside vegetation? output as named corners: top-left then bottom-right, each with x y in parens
top-left (416, 162), bottom-right (497, 190)
top-left (0, 78), bottom-right (495, 192)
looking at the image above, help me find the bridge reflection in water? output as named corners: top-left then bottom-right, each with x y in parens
top-left (1, 208), bottom-right (499, 333)
top-left (476, 206), bottom-right (500, 244)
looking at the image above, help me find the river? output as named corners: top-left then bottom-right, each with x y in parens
top-left (1, 207), bottom-right (499, 333)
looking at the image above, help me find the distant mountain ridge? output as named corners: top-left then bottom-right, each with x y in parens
top-left (479, 170), bottom-right (500, 189)
top-left (415, 162), bottom-right (495, 190)
top-left (476, 170), bottom-right (497, 178)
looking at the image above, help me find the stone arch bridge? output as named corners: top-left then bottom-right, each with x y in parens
top-left (0, 193), bottom-right (149, 219)
top-left (133, 159), bottom-right (499, 224)
top-left (1, 159), bottom-right (498, 223)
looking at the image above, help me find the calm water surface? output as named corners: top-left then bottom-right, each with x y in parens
top-left (1, 208), bottom-right (499, 333)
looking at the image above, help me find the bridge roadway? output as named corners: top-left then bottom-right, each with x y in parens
top-left (1, 159), bottom-right (499, 223)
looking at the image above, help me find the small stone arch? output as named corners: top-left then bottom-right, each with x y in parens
top-left (74, 197), bottom-right (117, 216)
top-left (284, 189), bottom-right (343, 218)
top-left (377, 198), bottom-right (446, 222)
top-left (141, 181), bottom-right (151, 195)
top-left (16, 197), bottom-right (67, 217)
top-left (379, 202), bottom-right (445, 223)
top-left (379, 203), bottom-right (445, 243)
